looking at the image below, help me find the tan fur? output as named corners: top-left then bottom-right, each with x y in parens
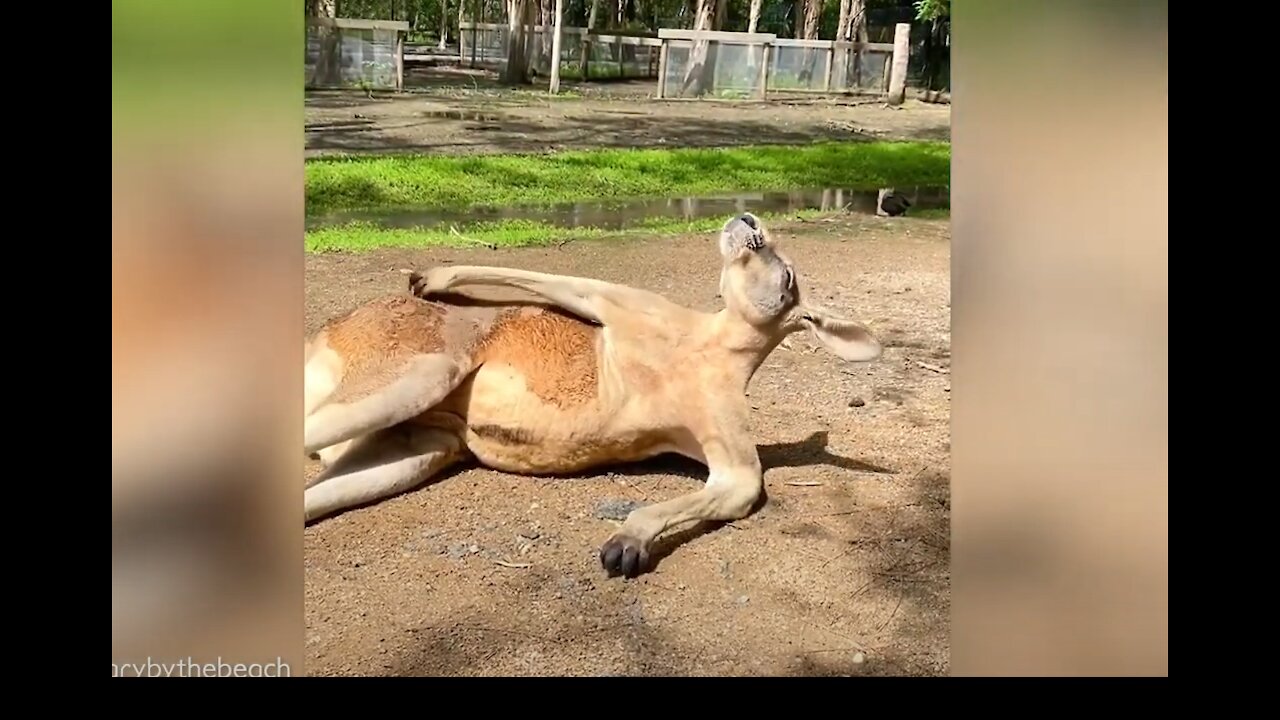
top-left (303, 214), bottom-right (884, 578)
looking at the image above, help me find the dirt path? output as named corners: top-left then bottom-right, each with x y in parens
top-left (303, 213), bottom-right (951, 676)
top-left (305, 67), bottom-right (951, 158)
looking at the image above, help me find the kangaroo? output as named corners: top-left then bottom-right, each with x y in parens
top-left (303, 213), bottom-right (882, 578)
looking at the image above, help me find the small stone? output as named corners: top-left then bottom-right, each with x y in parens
top-left (848, 396), bottom-right (866, 408)
top-left (736, 595), bottom-right (750, 605)
top-left (594, 498), bottom-right (643, 521)
top-left (851, 652), bottom-right (866, 664)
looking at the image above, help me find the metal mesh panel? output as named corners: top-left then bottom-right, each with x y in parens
top-left (461, 24), bottom-right (658, 80)
top-left (830, 48), bottom-right (891, 91)
top-left (767, 45), bottom-right (828, 92)
top-left (306, 23), bottom-right (400, 89)
top-left (662, 40), bottom-right (766, 99)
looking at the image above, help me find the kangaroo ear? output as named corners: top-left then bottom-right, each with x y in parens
top-left (801, 307), bottom-right (883, 362)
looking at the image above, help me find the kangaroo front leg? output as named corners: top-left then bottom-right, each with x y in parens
top-left (599, 441), bottom-right (764, 579)
top-left (410, 266), bottom-right (677, 325)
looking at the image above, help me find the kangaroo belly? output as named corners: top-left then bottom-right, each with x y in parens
top-left (446, 309), bottom-right (664, 473)
top-left (454, 361), bottom-right (660, 474)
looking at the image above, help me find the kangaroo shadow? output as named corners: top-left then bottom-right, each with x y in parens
top-left (559, 429), bottom-right (894, 484)
top-left (643, 429), bottom-right (895, 571)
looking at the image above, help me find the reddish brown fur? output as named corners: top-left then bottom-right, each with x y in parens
top-left (323, 295), bottom-right (447, 370)
top-left (319, 293), bottom-right (599, 411)
top-left (475, 308), bottom-right (601, 409)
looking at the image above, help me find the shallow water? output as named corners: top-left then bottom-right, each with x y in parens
top-left (306, 185), bottom-right (950, 232)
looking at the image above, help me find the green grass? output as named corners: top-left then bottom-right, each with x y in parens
top-left (305, 140), bottom-right (950, 216)
top-left (305, 207), bottom-right (948, 253)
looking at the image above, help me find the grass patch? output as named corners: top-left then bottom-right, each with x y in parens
top-left (305, 140), bottom-right (950, 215)
top-left (910, 207), bottom-right (951, 220)
top-left (304, 208), bottom-right (952, 253)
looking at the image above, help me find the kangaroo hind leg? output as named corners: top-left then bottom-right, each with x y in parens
top-left (303, 352), bottom-right (469, 457)
top-left (304, 414), bottom-right (469, 523)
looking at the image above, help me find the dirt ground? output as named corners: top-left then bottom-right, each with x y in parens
top-left (303, 212), bottom-right (951, 676)
top-left (305, 66), bottom-right (951, 157)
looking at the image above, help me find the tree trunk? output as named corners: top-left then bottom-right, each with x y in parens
top-left (579, 0), bottom-right (601, 80)
top-left (799, 0), bottom-right (821, 39)
top-left (313, 0), bottom-right (340, 87)
top-left (537, 0), bottom-right (553, 74)
top-left (797, 0), bottom-right (824, 84)
top-left (745, 0), bottom-right (764, 91)
top-left (836, 0), bottom-right (851, 40)
top-left (503, 0), bottom-right (537, 84)
top-left (438, 0), bottom-right (449, 50)
top-left (835, 0), bottom-right (866, 87)
top-left (549, 0), bottom-right (565, 92)
top-left (850, 0), bottom-right (867, 87)
top-left (678, 0), bottom-right (717, 97)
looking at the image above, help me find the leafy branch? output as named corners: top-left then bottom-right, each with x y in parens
top-left (912, 0), bottom-right (950, 22)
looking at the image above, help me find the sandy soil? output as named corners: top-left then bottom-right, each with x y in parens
top-left (303, 212), bottom-right (951, 676)
top-left (305, 66), bottom-right (951, 157)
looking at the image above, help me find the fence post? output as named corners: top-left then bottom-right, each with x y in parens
top-left (395, 29), bottom-right (404, 90)
top-left (823, 44), bottom-right (835, 92)
top-left (887, 22), bottom-right (910, 105)
top-left (549, 0), bottom-right (564, 93)
top-left (758, 42), bottom-right (770, 100)
top-left (656, 39), bottom-right (669, 98)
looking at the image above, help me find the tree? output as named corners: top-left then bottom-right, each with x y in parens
top-left (747, 0), bottom-right (762, 33)
top-left (311, 0), bottom-right (340, 87)
top-left (549, 0), bottom-right (565, 92)
top-left (503, 0), bottom-right (538, 84)
top-left (912, 0), bottom-right (949, 22)
top-left (799, 0), bottom-right (823, 39)
top-left (912, 0), bottom-right (950, 91)
top-left (438, 0), bottom-right (451, 50)
top-left (678, 0), bottom-right (718, 96)
top-left (835, 0), bottom-right (866, 87)
top-left (579, 0), bottom-right (601, 79)
top-left (796, 0), bottom-right (824, 84)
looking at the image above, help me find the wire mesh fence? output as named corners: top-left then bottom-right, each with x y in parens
top-left (305, 17), bottom-right (408, 90)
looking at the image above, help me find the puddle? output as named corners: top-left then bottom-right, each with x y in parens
top-left (308, 186), bottom-right (949, 232)
top-left (422, 110), bottom-right (502, 121)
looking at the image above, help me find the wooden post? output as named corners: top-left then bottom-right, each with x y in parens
top-left (395, 29), bottom-right (405, 90)
top-left (459, 4), bottom-right (467, 64)
top-left (656, 39), bottom-right (669, 98)
top-left (549, 0), bottom-right (564, 93)
top-left (758, 43), bottom-right (770, 100)
top-left (823, 44), bottom-right (834, 92)
top-left (887, 22), bottom-right (910, 105)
